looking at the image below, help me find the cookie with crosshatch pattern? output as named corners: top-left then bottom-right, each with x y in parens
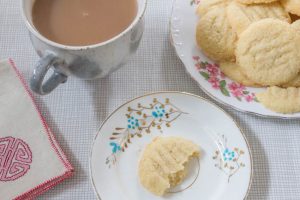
top-left (292, 20), bottom-right (300, 33)
top-left (196, 0), bottom-right (231, 16)
top-left (138, 136), bottom-right (200, 196)
top-left (219, 62), bottom-right (261, 87)
top-left (281, 75), bottom-right (300, 87)
top-left (196, 7), bottom-right (237, 61)
top-left (257, 86), bottom-right (300, 113)
top-left (236, 18), bottom-right (300, 86)
top-left (282, 0), bottom-right (300, 16)
top-left (236, 0), bottom-right (277, 4)
top-left (227, 1), bottom-right (290, 35)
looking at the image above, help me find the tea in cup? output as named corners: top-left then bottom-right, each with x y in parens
top-left (21, 0), bottom-right (147, 95)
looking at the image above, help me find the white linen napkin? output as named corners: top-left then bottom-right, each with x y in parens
top-left (0, 59), bottom-right (74, 200)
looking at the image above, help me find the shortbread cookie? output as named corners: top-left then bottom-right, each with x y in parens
top-left (236, 0), bottom-right (277, 4)
top-left (138, 137), bottom-right (200, 196)
top-left (292, 20), bottom-right (300, 33)
top-left (281, 75), bottom-right (300, 87)
top-left (227, 1), bottom-right (290, 35)
top-left (196, 0), bottom-right (228, 16)
top-left (282, 0), bottom-right (300, 16)
top-left (196, 7), bottom-right (237, 61)
top-left (220, 62), bottom-right (261, 87)
top-left (256, 86), bottom-right (300, 113)
top-left (236, 19), bottom-right (300, 86)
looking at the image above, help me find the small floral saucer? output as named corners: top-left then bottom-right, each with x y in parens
top-left (170, 0), bottom-right (300, 118)
top-left (90, 92), bottom-right (252, 200)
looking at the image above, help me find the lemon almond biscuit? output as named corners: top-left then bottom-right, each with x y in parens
top-left (281, 0), bottom-right (300, 17)
top-left (196, 7), bottom-right (237, 61)
top-left (138, 137), bottom-right (200, 196)
top-left (256, 86), bottom-right (300, 113)
top-left (281, 75), bottom-right (300, 87)
top-left (236, 18), bottom-right (300, 86)
top-left (220, 62), bottom-right (261, 87)
top-left (236, 0), bottom-right (277, 5)
top-left (227, 1), bottom-right (290, 36)
top-left (292, 20), bottom-right (300, 33)
top-left (196, 0), bottom-right (229, 16)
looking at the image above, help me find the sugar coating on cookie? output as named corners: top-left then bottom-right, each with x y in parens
top-left (196, 0), bottom-right (229, 16)
top-left (220, 62), bottom-right (261, 87)
top-left (282, 0), bottom-right (300, 16)
top-left (196, 7), bottom-right (237, 61)
top-left (257, 86), bottom-right (300, 113)
top-left (236, 19), bottom-right (300, 86)
top-left (236, 0), bottom-right (277, 5)
top-left (138, 137), bottom-right (200, 196)
top-left (227, 1), bottom-right (290, 35)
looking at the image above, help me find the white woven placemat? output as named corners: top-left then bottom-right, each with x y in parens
top-left (0, 0), bottom-right (299, 199)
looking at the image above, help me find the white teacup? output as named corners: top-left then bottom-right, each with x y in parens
top-left (21, 0), bottom-right (147, 95)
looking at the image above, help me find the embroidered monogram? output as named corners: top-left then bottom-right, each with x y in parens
top-left (0, 137), bottom-right (32, 181)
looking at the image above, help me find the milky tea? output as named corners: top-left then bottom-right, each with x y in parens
top-left (32, 0), bottom-right (138, 46)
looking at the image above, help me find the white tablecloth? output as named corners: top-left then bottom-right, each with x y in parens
top-left (0, 0), bottom-right (300, 199)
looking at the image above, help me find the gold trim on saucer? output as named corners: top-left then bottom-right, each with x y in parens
top-left (89, 91), bottom-right (253, 200)
top-left (167, 157), bottom-right (201, 194)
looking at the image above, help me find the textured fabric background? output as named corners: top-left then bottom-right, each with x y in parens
top-left (0, 0), bottom-right (299, 199)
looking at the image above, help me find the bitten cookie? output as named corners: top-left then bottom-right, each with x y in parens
top-left (236, 19), bottom-right (300, 86)
top-left (227, 1), bottom-right (290, 35)
top-left (256, 86), bottom-right (300, 113)
top-left (220, 62), bottom-right (261, 87)
top-left (281, 0), bottom-right (300, 16)
top-left (138, 137), bottom-right (200, 196)
top-left (196, 7), bottom-right (237, 61)
top-left (236, 0), bottom-right (277, 4)
top-left (196, 0), bottom-right (229, 16)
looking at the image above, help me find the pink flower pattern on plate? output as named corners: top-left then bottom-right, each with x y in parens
top-left (208, 76), bottom-right (220, 89)
top-left (193, 56), bottom-right (258, 102)
top-left (245, 94), bottom-right (256, 102)
top-left (228, 83), bottom-right (245, 99)
top-left (206, 63), bottom-right (219, 77)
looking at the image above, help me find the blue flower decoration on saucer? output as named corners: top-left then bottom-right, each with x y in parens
top-left (223, 148), bottom-right (235, 161)
top-left (152, 106), bottom-right (166, 118)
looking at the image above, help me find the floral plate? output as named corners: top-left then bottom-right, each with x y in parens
top-left (90, 92), bottom-right (252, 200)
top-left (170, 0), bottom-right (300, 118)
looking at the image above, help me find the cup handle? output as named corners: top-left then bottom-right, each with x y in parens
top-left (30, 52), bottom-right (68, 95)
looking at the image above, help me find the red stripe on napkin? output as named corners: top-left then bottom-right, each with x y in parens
top-left (8, 59), bottom-right (74, 200)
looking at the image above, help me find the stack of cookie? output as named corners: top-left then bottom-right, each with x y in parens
top-left (196, 0), bottom-right (300, 114)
